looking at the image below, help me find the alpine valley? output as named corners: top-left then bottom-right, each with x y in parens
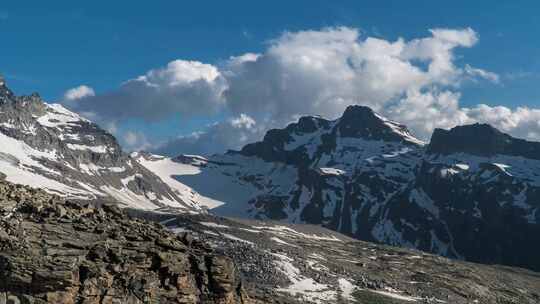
top-left (1, 77), bottom-right (540, 303)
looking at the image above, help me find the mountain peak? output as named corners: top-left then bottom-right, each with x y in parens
top-left (239, 105), bottom-right (423, 163)
top-left (337, 105), bottom-right (424, 145)
top-left (0, 74), bottom-right (14, 100)
top-left (428, 123), bottom-right (540, 160)
top-left (341, 104), bottom-right (376, 118)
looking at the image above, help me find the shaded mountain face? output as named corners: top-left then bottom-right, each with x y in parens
top-left (0, 79), bottom-right (200, 211)
top-left (428, 123), bottom-right (540, 159)
top-left (138, 106), bottom-right (540, 271)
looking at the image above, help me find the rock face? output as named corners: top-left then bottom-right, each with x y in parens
top-left (0, 181), bottom-right (249, 303)
top-left (0, 78), bottom-right (200, 212)
top-left (137, 106), bottom-right (540, 272)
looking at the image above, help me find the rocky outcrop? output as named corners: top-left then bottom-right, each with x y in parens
top-left (0, 181), bottom-right (249, 303)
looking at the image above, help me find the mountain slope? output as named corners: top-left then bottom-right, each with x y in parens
top-left (131, 210), bottom-right (540, 304)
top-left (0, 78), bottom-right (200, 211)
top-left (138, 105), bottom-right (540, 271)
top-left (397, 123), bottom-right (540, 269)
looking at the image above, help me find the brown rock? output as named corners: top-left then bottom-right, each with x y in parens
top-left (0, 180), bottom-right (251, 304)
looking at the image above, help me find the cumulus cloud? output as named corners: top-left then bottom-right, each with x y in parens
top-left (466, 105), bottom-right (540, 140)
top-left (387, 89), bottom-right (540, 141)
top-left (63, 85), bottom-right (95, 101)
top-left (223, 26), bottom-right (493, 124)
top-left (66, 60), bottom-right (227, 122)
top-left (62, 26), bottom-right (540, 156)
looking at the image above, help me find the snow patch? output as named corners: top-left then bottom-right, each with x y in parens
top-left (273, 253), bottom-right (337, 303)
top-left (318, 167), bottom-right (346, 176)
top-left (221, 233), bottom-right (254, 245)
top-left (200, 222), bottom-right (229, 229)
top-left (66, 143), bottom-right (109, 153)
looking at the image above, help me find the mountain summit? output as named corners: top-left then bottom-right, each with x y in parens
top-left (337, 105), bottom-right (423, 144)
top-left (0, 75), bottom-right (14, 101)
top-left (240, 105), bottom-right (423, 164)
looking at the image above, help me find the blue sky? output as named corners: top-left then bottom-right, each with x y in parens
top-left (2, 1), bottom-right (540, 154)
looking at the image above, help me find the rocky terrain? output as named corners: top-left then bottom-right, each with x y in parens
top-left (0, 77), bottom-right (200, 212)
top-left (133, 210), bottom-right (540, 304)
top-left (136, 105), bottom-right (540, 272)
top-left (1, 177), bottom-right (539, 304)
top-left (0, 180), bottom-right (250, 303)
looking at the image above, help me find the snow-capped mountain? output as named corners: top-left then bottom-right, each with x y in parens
top-left (136, 105), bottom-right (540, 271)
top-left (0, 77), bottom-right (200, 211)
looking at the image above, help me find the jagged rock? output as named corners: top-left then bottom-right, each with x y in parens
top-left (0, 180), bottom-right (250, 303)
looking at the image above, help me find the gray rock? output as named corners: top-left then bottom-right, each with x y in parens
top-left (0, 180), bottom-right (251, 304)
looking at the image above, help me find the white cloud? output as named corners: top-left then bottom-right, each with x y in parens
top-left (387, 89), bottom-right (540, 142)
top-left (464, 64), bottom-right (500, 83)
top-left (429, 27), bottom-right (478, 47)
top-left (223, 26), bottom-right (490, 124)
top-left (230, 113), bottom-right (256, 129)
top-left (63, 85), bottom-right (95, 101)
top-left (466, 105), bottom-right (540, 140)
top-left (61, 26), bottom-right (540, 155)
top-left (139, 60), bottom-right (221, 85)
top-left (67, 60), bottom-right (227, 122)
top-left (386, 88), bottom-right (471, 139)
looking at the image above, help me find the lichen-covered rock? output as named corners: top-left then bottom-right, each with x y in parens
top-left (0, 181), bottom-right (250, 303)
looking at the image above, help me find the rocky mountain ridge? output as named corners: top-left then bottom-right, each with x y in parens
top-left (0, 78), bottom-right (200, 212)
top-left (137, 105), bottom-right (540, 272)
top-left (428, 123), bottom-right (540, 159)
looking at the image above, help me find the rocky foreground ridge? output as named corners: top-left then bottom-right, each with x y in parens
top-left (0, 180), bottom-right (250, 304)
